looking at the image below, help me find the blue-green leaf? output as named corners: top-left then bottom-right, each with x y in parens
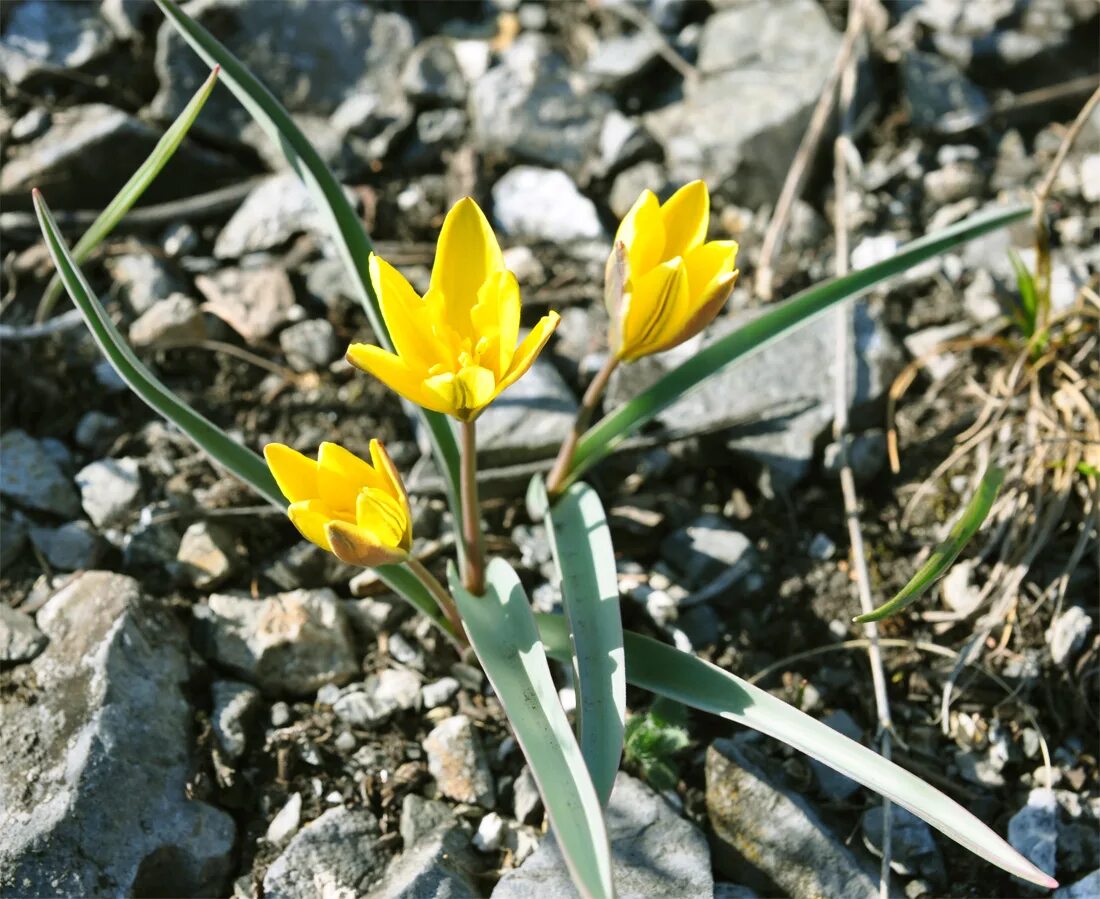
top-left (452, 560), bottom-right (614, 899)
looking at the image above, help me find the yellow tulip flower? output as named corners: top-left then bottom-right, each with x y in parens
top-left (347, 197), bottom-right (560, 422)
top-left (263, 439), bottom-right (412, 568)
top-left (609, 180), bottom-right (739, 362)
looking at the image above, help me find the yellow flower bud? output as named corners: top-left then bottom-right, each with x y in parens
top-left (346, 197), bottom-right (560, 422)
top-left (263, 439), bottom-right (412, 568)
top-left (608, 180), bottom-right (739, 361)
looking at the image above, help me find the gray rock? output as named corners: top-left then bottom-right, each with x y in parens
top-left (279, 319), bottom-right (339, 372)
top-left (414, 107), bottom-right (467, 152)
top-left (477, 357), bottom-right (578, 467)
top-left (263, 807), bottom-right (387, 899)
top-left (493, 166), bottom-right (604, 242)
top-left (421, 676), bottom-right (460, 709)
top-left (707, 741), bottom-right (877, 899)
top-left (0, 513), bottom-right (28, 569)
top-left (76, 457), bottom-right (142, 529)
top-left (493, 772), bottom-right (712, 899)
top-left (1056, 870), bottom-right (1100, 899)
top-left (74, 410), bottom-right (122, 451)
top-left (129, 294), bottom-right (207, 347)
top-left (809, 711), bottom-right (863, 802)
top-left (177, 520), bottom-right (241, 589)
top-left (29, 520), bottom-right (102, 571)
top-left (470, 34), bottom-right (614, 176)
top-left (594, 110), bottom-right (659, 179)
top-left (646, 0), bottom-right (842, 207)
top-left (152, 0), bottom-right (414, 152)
top-left (0, 0), bottom-right (114, 86)
top-left (513, 765), bottom-right (543, 825)
top-left (424, 714), bottom-right (495, 807)
top-left (609, 303), bottom-right (901, 490)
top-left (714, 885), bottom-right (761, 899)
top-left (331, 86), bottom-right (413, 168)
top-left (0, 104), bottom-right (234, 210)
top-left (402, 37), bottom-right (466, 105)
top-left (195, 266), bottom-right (296, 344)
top-left (214, 173), bottom-right (352, 260)
top-left (661, 514), bottom-right (759, 589)
top-left (400, 794), bottom-right (458, 847)
top-left (211, 679), bottom-right (261, 760)
top-left (609, 160), bottom-right (668, 219)
top-left (10, 108), bottom-right (50, 142)
top-left (0, 430), bottom-right (82, 517)
top-left (1046, 605), bottom-right (1093, 667)
top-left (333, 668), bottom-right (421, 728)
top-left (862, 805), bottom-right (946, 886)
top-left (0, 572), bottom-right (235, 896)
top-left (587, 31), bottom-right (662, 89)
top-left (104, 251), bottom-right (187, 315)
top-left (374, 798), bottom-right (478, 899)
top-left (266, 792), bottom-right (303, 845)
top-left (192, 589), bottom-right (359, 695)
top-left (1008, 788), bottom-right (1058, 881)
top-left (902, 51), bottom-right (990, 133)
top-left (823, 430), bottom-right (887, 484)
top-left (0, 603), bottom-right (47, 665)
top-left (903, 321), bottom-right (971, 382)
top-left (100, 0), bottom-right (159, 41)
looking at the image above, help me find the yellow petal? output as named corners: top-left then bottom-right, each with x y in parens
top-left (613, 189), bottom-right (665, 286)
top-left (369, 439), bottom-right (409, 511)
top-left (264, 443), bottom-right (318, 504)
top-left (430, 197), bottom-right (504, 334)
top-left (425, 365), bottom-right (498, 420)
top-left (346, 343), bottom-right (452, 415)
top-left (683, 240), bottom-right (738, 297)
top-left (325, 521), bottom-right (408, 567)
top-left (497, 311), bottom-right (560, 394)
top-left (470, 270), bottom-right (521, 378)
top-left (647, 270), bottom-right (738, 356)
top-left (288, 499), bottom-right (335, 552)
top-left (369, 254), bottom-right (444, 371)
top-left (619, 258), bottom-right (690, 360)
top-left (660, 180), bottom-right (709, 260)
top-left (317, 442), bottom-right (385, 513)
top-left (356, 488), bottom-right (409, 548)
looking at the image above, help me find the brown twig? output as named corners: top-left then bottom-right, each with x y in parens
top-left (460, 420), bottom-right (486, 596)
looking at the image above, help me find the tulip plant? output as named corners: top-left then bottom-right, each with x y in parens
top-left (33, 2), bottom-right (1059, 895)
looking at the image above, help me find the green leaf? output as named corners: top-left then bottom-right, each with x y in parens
top-left (36, 67), bottom-right (221, 323)
top-left (569, 204), bottom-right (1030, 484)
top-left (452, 560), bottom-right (614, 899)
top-left (1008, 249), bottom-right (1038, 337)
top-left (536, 615), bottom-right (1057, 891)
top-left (153, 0), bottom-right (463, 528)
top-left (530, 476), bottom-right (625, 806)
top-left (33, 190), bottom-right (282, 506)
top-left (854, 465), bottom-right (1004, 623)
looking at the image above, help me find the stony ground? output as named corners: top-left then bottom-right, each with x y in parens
top-left (1, 1), bottom-right (1098, 897)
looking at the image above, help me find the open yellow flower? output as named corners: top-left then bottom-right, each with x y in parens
top-left (609, 180), bottom-right (739, 362)
top-left (347, 198), bottom-right (560, 422)
top-left (263, 439), bottom-right (412, 567)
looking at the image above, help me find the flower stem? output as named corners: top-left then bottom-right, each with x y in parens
top-left (545, 354), bottom-right (620, 498)
top-left (460, 419), bottom-right (486, 595)
top-left (406, 556), bottom-right (467, 647)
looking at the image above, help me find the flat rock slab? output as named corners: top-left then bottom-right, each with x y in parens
top-left (492, 772), bottom-right (713, 898)
top-left (706, 740), bottom-right (877, 899)
top-left (0, 571), bottom-right (235, 897)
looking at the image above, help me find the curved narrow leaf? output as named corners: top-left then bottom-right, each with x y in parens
top-left (34, 190), bottom-right (282, 506)
top-left (569, 204), bottom-right (1030, 484)
top-left (153, 0), bottom-right (463, 527)
top-left (535, 615), bottom-right (1058, 891)
top-left (855, 465), bottom-right (1005, 623)
top-left (452, 560), bottom-right (614, 899)
top-left (36, 66), bottom-right (221, 322)
top-left (530, 476), bottom-right (625, 806)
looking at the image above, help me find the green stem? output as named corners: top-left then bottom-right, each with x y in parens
top-left (406, 557), bottom-right (467, 647)
top-left (545, 354), bottom-right (620, 498)
top-left (460, 420), bottom-right (486, 595)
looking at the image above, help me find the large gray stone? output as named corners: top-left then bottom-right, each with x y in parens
top-left (0, 104), bottom-right (236, 210)
top-left (0, 0), bottom-right (113, 86)
top-left (151, 0), bottom-right (414, 152)
top-left (470, 34), bottom-right (614, 176)
top-left (0, 430), bottom-right (81, 518)
top-left (1008, 788), bottom-right (1059, 881)
top-left (0, 572), bottom-right (235, 896)
top-left (28, 521), bottom-right (102, 571)
top-left (263, 807), bottom-right (388, 899)
top-left (706, 740), bottom-right (877, 899)
top-left (492, 167), bottom-right (604, 242)
top-left (75, 457), bottom-right (142, 529)
top-left (492, 772), bottom-right (712, 899)
top-left (192, 589), bottom-right (359, 695)
top-left (608, 303), bottom-right (901, 489)
top-left (477, 357), bottom-right (578, 467)
top-left (646, 0), bottom-right (842, 206)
